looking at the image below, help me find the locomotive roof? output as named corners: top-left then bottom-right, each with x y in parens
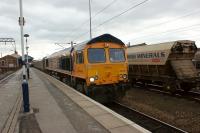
top-left (87, 33), bottom-right (125, 45)
top-left (47, 34), bottom-right (125, 58)
top-left (75, 33), bottom-right (125, 51)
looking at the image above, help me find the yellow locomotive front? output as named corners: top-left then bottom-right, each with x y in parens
top-left (72, 34), bottom-right (128, 97)
top-left (85, 42), bottom-right (128, 86)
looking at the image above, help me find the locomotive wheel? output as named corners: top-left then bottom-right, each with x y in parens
top-left (181, 83), bottom-right (191, 92)
top-left (183, 88), bottom-right (190, 92)
top-left (83, 82), bottom-right (91, 96)
top-left (139, 82), bottom-right (147, 89)
top-left (116, 84), bottom-right (126, 97)
top-left (71, 78), bottom-right (76, 88)
top-left (76, 83), bottom-right (84, 93)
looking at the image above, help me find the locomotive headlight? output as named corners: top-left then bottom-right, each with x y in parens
top-left (89, 77), bottom-right (95, 82)
top-left (123, 74), bottom-right (127, 79)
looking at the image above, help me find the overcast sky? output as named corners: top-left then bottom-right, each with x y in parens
top-left (0, 0), bottom-right (200, 59)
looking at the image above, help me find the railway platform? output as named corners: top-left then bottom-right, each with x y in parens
top-left (0, 68), bottom-right (150, 133)
top-left (0, 70), bottom-right (22, 133)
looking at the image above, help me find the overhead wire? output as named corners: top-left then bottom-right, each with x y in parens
top-left (130, 23), bottom-right (200, 42)
top-left (126, 8), bottom-right (200, 41)
top-left (71, 0), bottom-right (118, 36)
top-left (72, 0), bottom-right (200, 44)
top-left (93, 0), bottom-right (149, 29)
top-left (92, 0), bottom-right (118, 18)
top-left (73, 0), bottom-right (150, 41)
top-left (178, 33), bottom-right (200, 40)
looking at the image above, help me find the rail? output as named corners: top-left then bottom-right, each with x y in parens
top-left (104, 102), bottom-right (187, 133)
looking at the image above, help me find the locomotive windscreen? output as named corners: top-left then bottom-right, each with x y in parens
top-left (88, 48), bottom-right (106, 63)
top-left (109, 48), bottom-right (125, 62)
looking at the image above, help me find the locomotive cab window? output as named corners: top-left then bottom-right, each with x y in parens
top-left (76, 51), bottom-right (84, 64)
top-left (88, 48), bottom-right (106, 63)
top-left (109, 48), bottom-right (125, 62)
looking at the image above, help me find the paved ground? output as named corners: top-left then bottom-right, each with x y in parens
top-left (0, 68), bottom-right (148, 133)
top-left (34, 68), bottom-right (149, 133)
top-left (19, 113), bottom-right (42, 133)
top-left (20, 68), bottom-right (109, 133)
top-left (0, 70), bottom-right (21, 132)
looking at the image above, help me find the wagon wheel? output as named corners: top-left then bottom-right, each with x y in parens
top-left (131, 79), bottom-right (137, 87)
top-left (181, 83), bottom-right (191, 92)
top-left (164, 81), bottom-right (177, 94)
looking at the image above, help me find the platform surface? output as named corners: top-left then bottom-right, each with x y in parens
top-left (0, 68), bottom-right (150, 133)
top-left (27, 68), bottom-right (150, 133)
top-left (0, 70), bottom-right (21, 132)
top-left (25, 68), bottom-right (109, 133)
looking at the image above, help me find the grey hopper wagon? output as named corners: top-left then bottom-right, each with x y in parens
top-left (127, 40), bottom-right (199, 92)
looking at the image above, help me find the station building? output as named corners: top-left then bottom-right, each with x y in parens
top-left (0, 51), bottom-right (21, 73)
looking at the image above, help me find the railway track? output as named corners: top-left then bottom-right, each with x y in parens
top-left (177, 90), bottom-right (200, 103)
top-left (104, 102), bottom-right (187, 133)
top-left (134, 82), bottom-right (200, 103)
top-left (0, 71), bottom-right (16, 84)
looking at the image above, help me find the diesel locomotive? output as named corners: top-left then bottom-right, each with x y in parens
top-left (33, 34), bottom-right (128, 96)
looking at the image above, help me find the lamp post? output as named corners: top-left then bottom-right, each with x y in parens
top-left (24, 34), bottom-right (30, 79)
top-left (19, 0), bottom-right (30, 113)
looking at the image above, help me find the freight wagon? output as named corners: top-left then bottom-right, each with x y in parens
top-left (193, 49), bottom-right (200, 72)
top-left (128, 40), bottom-right (199, 92)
